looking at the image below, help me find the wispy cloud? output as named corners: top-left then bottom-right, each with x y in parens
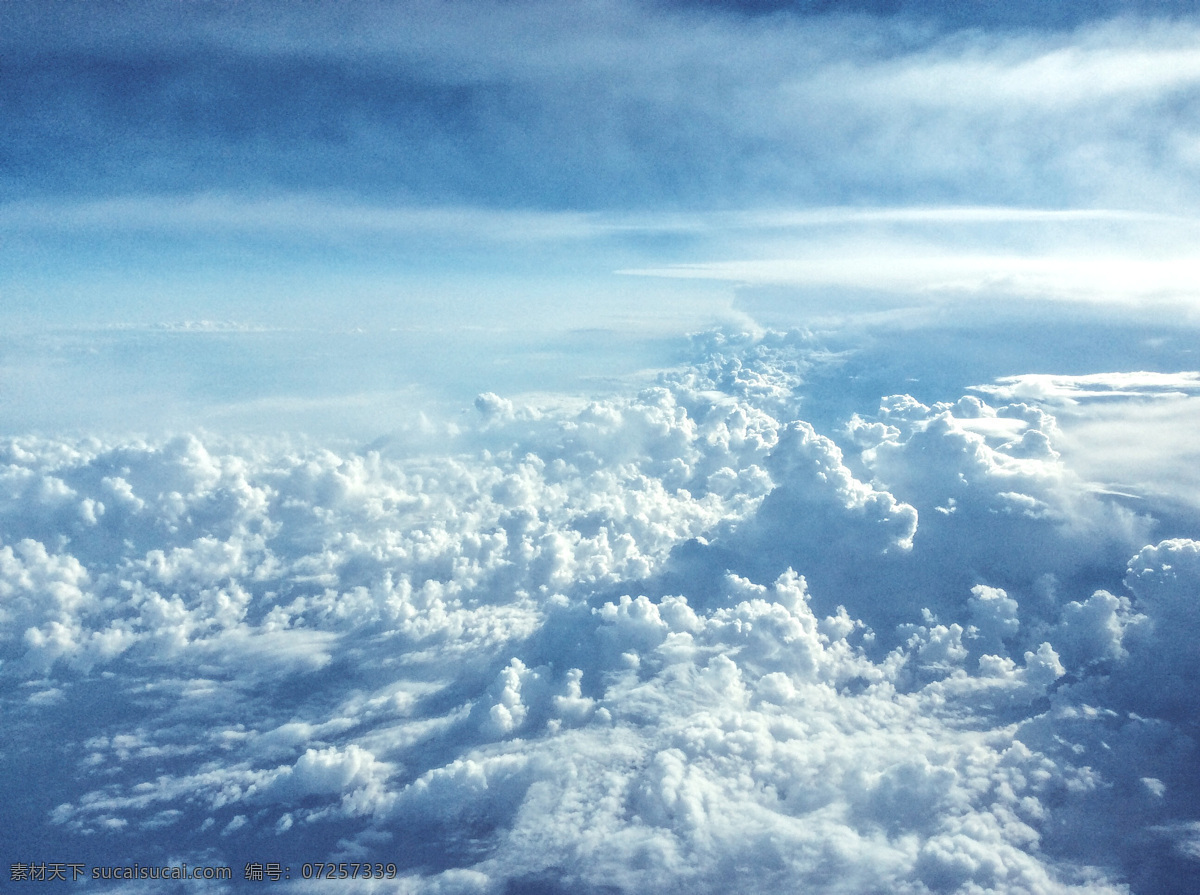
top-left (7, 195), bottom-right (1188, 246)
top-left (4, 3), bottom-right (1199, 211)
top-left (838, 32), bottom-right (1200, 108)
top-left (0, 195), bottom-right (609, 244)
top-left (623, 249), bottom-right (1200, 306)
top-left (975, 371), bottom-right (1200, 402)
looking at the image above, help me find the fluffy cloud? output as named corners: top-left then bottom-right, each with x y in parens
top-left (2, 331), bottom-right (1197, 893)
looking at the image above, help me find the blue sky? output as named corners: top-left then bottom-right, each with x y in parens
top-left (4, 0), bottom-right (1200, 434)
top-left (3, 2), bottom-right (1200, 893)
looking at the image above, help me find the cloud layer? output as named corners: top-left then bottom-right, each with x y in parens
top-left (5, 3), bottom-right (1200, 891)
top-left (3, 331), bottom-right (1197, 892)
top-left (4, 1), bottom-right (1200, 211)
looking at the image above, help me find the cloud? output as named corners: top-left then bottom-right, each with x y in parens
top-left (0, 195), bottom-right (612, 246)
top-left (969, 373), bottom-right (1200, 515)
top-left (4, 329), bottom-right (1198, 892)
top-left (974, 371), bottom-right (1200, 402)
top-left (5, 2), bottom-right (1200, 889)
top-left (843, 31), bottom-right (1200, 108)
top-left (624, 250), bottom-right (1200, 306)
top-left (4, 3), bottom-right (1200, 211)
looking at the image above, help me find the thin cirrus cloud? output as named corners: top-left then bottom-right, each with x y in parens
top-left (622, 247), bottom-right (1200, 307)
top-left (618, 206), bottom-right (1200, 316)
top-left (6, 197), bottom-right (1189, 241)
top-left (4, 4), bottom-right (1200, 348)
top-left (6, 197), bottom-right (1200, 330)
top-left (837, 35), bottom-right (1200, 107)
top-left (975, 371), bottom-right (1200, 402)
top-left (0, 196), bottom-right (608, 245)
top-left (2, 3), bottom-right (1200, 211)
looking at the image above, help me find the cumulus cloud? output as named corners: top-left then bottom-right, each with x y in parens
top-left (2, 330), bottom-right (1198, 893)
top-left (965, 371), bottom-right (1200, 517)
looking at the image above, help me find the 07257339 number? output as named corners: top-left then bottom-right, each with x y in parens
top-left (300, 863), bottom-right (397, 880)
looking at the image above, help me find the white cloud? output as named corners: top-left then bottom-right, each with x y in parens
top-left (971, 373), bottom-right (1200, 512)
top-left (623, 248), bottom-right (1200, 310)
top-left (975, 371), bottom-right (1200, 402)
top-left (844, 35), bottom-right (1200, 109)
top-left (4, 329), bottom-right (1198, 893)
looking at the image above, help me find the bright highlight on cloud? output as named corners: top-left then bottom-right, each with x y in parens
top-left (975, 371), bottom-right (1200, 402)
top-left (3, 332), bottom-right (1198, 892)
top-left (624, 250), bottom-right (1200, 306)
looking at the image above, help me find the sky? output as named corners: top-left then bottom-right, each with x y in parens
top-left (4, 0), bottom-right (1200, 433)
top-left (3, 1), bottom-right (1200, 892)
